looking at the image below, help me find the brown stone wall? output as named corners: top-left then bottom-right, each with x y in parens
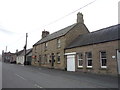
top-left (32, 23), bottom-right (90, 70)
top-left (32, 36), bottom-right (66, 69)
top-left (65, 23), bottom-right (89, 48)
top-left (65, 40), bottom-right (119, 75)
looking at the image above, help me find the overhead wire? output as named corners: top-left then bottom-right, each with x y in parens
top-left (5, 0), bottom-right (97, 52)
top-left (42, 0), bottom-right (96, 28)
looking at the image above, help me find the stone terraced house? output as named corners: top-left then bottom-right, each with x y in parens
top-left (32, 12), bottom-right (120, 75)
top-left (32, 12), bottom-right (89, 70)
top-left (65, 24), bottom-right (120, 76)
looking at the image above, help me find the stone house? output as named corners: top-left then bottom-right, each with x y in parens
top-left (65, 24), bottom-right (120, 75)
top-left (16, 49), bottom-right (32, 65)
top-left (32, 12), bottom-right (89, 69)
top-left (2, 51), bottom-right (16, 63)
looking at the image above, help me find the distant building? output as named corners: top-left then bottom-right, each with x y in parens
top-left (16, 49), bottom-right (32, 65)
top-left (26, 48), bottom-right (32, 65)
top-left (16, 50), bottom-right (24, 64)
top-left (2, 51), bottom-right (16, 63)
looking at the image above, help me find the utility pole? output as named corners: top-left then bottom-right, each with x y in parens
top-left (24, 33), bottom-right (28, 65)
top-left (6, 46), bottom-right (7, 52)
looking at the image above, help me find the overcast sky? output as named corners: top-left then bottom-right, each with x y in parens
top-left (0, 0), bottom-right (119, 54)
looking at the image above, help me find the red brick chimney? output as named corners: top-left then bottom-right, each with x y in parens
top-left (42, 30), bottom-right (49, 38)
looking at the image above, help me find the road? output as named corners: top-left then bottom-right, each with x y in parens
top-left (2, 62), bottom-right (118, 88)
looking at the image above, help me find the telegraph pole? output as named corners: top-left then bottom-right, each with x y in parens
top-left (6, 46), bottom-right (7, 52)
top-left (24, 33), bottom-right (28, 65)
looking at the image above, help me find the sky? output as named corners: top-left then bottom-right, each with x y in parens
top-left (0, 0), bottom-right (119, 54)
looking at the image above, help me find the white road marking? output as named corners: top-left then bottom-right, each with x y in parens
top-left (15, 74), bottom-right (26, 80)
top-left (34, 84), bottom-right (43, 88)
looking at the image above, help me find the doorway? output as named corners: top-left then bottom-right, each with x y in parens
top-left (51, 53), bottom-right (55, 67)
top-left (67, 55), bottom-right (75, 71)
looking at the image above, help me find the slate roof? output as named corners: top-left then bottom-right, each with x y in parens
top-left (34, 23), bottom-right (77, 46)
top-left (16, 50), bottom-right (24, 56)
top-left (26, 48), bottom-right (32, 56)
top-left (16, 48), bottom-right (32, 56)
top-left (66, 24), bottom-right (120, 49)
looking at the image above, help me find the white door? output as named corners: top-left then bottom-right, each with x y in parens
top-left (67, 55), bottom-right (75, 71)
top-left (117, 50), bottom-right (120, 74)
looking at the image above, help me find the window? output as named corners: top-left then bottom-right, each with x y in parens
top-left (45, 42), bottom-right (48, 50)
top-left (44, 54), bottom-right (47, 63)
top-left (39, 55), bottom-right (41, 64)
top-left (57, 39), bottom-right (61, 48)
top-left (86, 52), bottom-right (92, 68)
top-left (41, 56), bottom-right (44, 64)
top-left (77, 53), bottom-right (83, 67)
top-left (57, 53), bottom-right (60, 63)
top-left (47, 54), bottom-right (50, 63)
top-left (100, 51), bottom-right (107, 68)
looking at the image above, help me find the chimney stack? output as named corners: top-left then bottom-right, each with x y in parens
top-left (77, 12), bottom-right (84, 23)
top-left (16, 49), bottom-right (18, 53)
top-left (16, 49), bottom-right (18, 55)
top-left (42, 30), bottom-right (49, 38)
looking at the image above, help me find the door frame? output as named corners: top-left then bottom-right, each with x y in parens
top-left (65, 52), bottom-right (76, 71)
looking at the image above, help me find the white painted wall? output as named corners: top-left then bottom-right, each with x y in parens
top-left (16, 56), bottom-right (24, 64)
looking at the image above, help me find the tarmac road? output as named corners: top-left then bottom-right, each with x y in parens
top-left (2, 62), bottom-right (119, 88)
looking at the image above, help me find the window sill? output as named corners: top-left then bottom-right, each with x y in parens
top-left (57, 62), bottom-right (61, 64)
top-left (57, 47), bottom-right (61, 49)
top-left (86, 66), bottom-right (93, 69)
top-left (99, 67), bottom-right (108, 70)
top-left (101, 66), bottom-right (107, 68)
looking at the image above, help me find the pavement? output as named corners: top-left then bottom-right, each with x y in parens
top-left (2, 62), bottom-right (119, 88)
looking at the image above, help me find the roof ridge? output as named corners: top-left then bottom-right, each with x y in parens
top-left (34, 23), bottom-right (77, 46)
top-left (66, 24), bottom-right (119, 49)
top-left (46, 23), bottom-right (77, 36)
top-left (90, 24), bottom-right (119, 33)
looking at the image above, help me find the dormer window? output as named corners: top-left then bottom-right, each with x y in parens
top-left (57, 38), bottom-right (61, 48)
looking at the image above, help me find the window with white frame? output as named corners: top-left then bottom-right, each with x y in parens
top-left (57, 53), bottom-right (60, 63)
top-left (77, 53), bottom-right (83, 67)
top-left (100, 51), bottom-right (107, 68)
top-left (47, 54), bottom-right (50, 63)
top-left (45, 42), bottom-right (48, 50)
top-left (86, 52), bottom-right (92, 68)
top-left (44, 54), bottom-right (47, 63)
top-left (57, 39), bottom-right (61, 48)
